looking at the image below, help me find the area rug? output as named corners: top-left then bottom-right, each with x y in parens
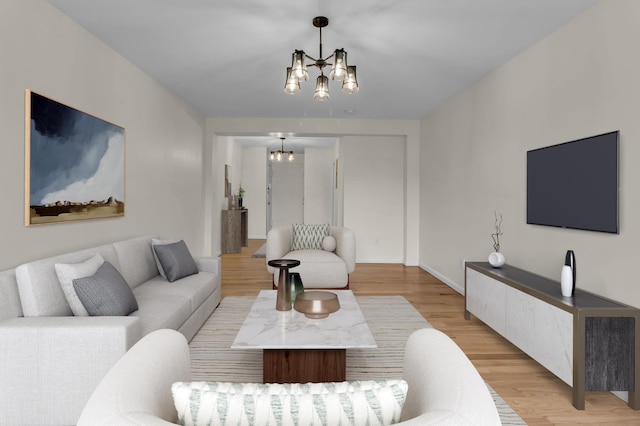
top-left (189, 295), bottom-right (527, 425)
top-left (251, 243), bottom-right (266, 258)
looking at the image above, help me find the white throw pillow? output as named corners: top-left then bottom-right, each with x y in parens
top-left (151, 238), bottom-right (178, 278)
top-left (172, 380), bottom-right (408, 426)
top-left (54, 253), bottom-right (104, 316)
top-left (322, 235), bottom-right (337, 252)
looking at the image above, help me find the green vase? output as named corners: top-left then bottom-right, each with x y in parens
top-left (289, 272), bottom-right (304, 303)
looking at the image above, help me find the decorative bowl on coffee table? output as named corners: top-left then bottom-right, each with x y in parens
top-left (294, 291), bottom-right (340, 319)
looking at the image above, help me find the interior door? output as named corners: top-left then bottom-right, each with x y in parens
top-left (270, 161), bottom-right (304, 228)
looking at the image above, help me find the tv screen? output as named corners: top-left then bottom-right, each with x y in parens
top-left (526, 131), bottom-right (619, 234)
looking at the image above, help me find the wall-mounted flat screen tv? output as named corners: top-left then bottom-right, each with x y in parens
top-left (526, 131), bottom-right (619, 234)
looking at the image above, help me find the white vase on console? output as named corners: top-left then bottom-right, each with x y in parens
top-left (561, 265), bottom-right (573, 297)
top-left (488, 251), bottom-right (505, 268)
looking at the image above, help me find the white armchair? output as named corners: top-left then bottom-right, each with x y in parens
top-left (266, 226), bottom-right (356, 289)
top-left (78, 328), bottom-right (501, 425)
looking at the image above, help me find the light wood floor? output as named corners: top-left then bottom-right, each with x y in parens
top-left (221, 239), bottom-right (640, 425)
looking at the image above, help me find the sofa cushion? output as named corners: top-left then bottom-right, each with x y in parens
top-left (15, 244), bottom-right (120, 317)
top-left (113, 236), bottom-right (159, 289)
top-left (130, 286), bottom-right (193, 336)
top-left (54, 253), bottom-right (105, 316)
top-left (291, 223), bottom-right (330, 251)
top-left (275, 249), bottom-right (348, 289)
top-left (151, 238), bottom-right (179, 278)
top-left (172, 380), bottom-right (408, 426)
top-left (73, 261), bottom-right (139, 316)
top-left (0, 270), bottom-right (22, 321)
top-left (134, 272), bottom-right (215, 313)
top-left (153, 240), bottom-right (199, 283)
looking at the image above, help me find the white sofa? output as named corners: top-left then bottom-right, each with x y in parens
top-left (266, 226), bottom-right (356, 288)
top-left (0, 235), bottom-right (221, 426)
top-left (78, 328), bottom-right (502, 425)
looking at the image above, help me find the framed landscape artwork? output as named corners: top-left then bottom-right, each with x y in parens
top-left (25, 90), bottom-right (125, 225)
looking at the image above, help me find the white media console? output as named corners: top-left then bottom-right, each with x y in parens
top-left (465, 262), bottom-right (639, 410)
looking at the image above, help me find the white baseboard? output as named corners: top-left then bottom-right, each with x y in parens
top-left (356, 258), bottom-right (404, 264)
top-left (354, 258), bottom-right (418, 266)
top-left (419, 262), bottom-right (464, 295)
top-left (248, 234), bottom-right (267, 240)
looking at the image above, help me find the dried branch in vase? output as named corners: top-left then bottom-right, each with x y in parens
top-left (491, 211), bottom-right (503, 252)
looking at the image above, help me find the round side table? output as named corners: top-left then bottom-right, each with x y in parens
top-left (268, 259), bottom-right (301, 311)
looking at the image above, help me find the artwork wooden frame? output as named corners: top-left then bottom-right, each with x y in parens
top-left (25, 90), bottom-right (125, 225)
top-left (225, 164), bottom-right (232, 197)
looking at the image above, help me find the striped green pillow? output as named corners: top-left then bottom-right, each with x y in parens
top-left (172, 380), bottom-right (408, 426)
top-left (291, 223), bottom-right (330, 251)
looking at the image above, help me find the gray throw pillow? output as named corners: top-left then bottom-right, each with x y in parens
top-left (151, 238), bottom-right (179, 278)
top-left (73, 262), bottom-right (138, 316)
top-left (153, 240), bottom-right (199, 283)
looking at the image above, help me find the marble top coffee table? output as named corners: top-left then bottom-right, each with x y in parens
top-left (231, 290), bottom-right (376, 383)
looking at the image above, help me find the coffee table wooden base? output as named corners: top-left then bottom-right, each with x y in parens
top-left (263, 349), bottom-right (346, 383)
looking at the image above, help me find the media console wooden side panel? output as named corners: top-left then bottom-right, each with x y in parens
top-left (465, 262), bottom-right (640, 410)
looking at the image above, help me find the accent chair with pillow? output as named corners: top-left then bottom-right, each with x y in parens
top-left (266, 224), bottom-right (356, 289)
top-left (78, 328), bottom-right (501, 425)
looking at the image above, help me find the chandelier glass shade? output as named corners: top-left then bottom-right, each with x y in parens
top-left (314, 75), bottom-right (330, 101)
top-left (270, 137), bottom-right (294, 162)
top-left (284, 16), bottom-right (358, 100)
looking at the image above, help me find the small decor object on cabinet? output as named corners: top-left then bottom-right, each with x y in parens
top-left (488, 211), bottom-right (505, 267)
top-left (238, 184), bottom-right (245, 208)
top-left (561, 266), bottom-right (573, 297)
top-left (489, 252), bottom-right (505, 268)
top-left (227, 194), bottom-right (237, 210)
top-left (561, 250), bottom-right (576, 297)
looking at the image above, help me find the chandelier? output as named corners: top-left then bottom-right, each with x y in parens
top-left (284, 16), bottom-right (359, 101)
top-left (270, 137), bottom-right (294, 162)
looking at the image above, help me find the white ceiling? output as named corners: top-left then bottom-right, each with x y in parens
top-left (49, 0), bottom-right (598, 122)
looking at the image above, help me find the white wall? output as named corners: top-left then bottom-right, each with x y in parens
top-left (344, 136), bottom-right (405, 262)
top-left (334, 139), bottom-right (345, 227)
top-left (241, 147), bottom-right (267, 238)
top-left (271, 156), bottom-right (304, 228)
top-left (420, 0), bottom-right (640, 308)
top-left (304, 148), bottom-right (335, 225)
top-left (0, 1), bottom-right (208, 269)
